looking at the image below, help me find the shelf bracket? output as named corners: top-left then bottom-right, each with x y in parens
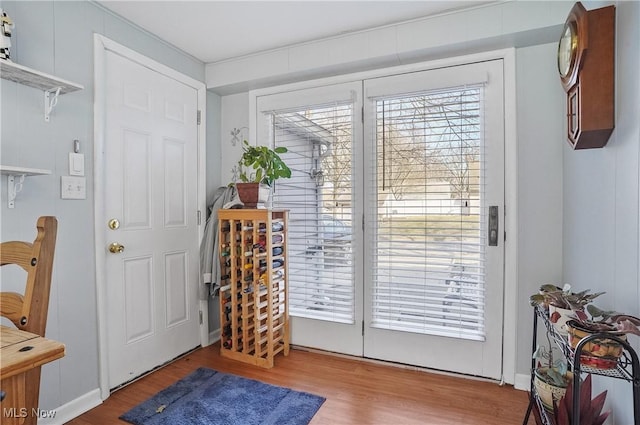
top-left (44, 87), bottom-right (61, 122)
top-left (7, 174), bottom-right (25, 208)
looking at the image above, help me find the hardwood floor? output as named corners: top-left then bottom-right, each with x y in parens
top-left (68, 343), bottom-right (531, 424)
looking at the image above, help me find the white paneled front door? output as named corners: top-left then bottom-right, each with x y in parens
top-left (104, 50), bottom-right (200, 389)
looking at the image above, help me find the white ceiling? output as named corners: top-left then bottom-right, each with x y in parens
top-left (97, 1), bottom-right (493, 64)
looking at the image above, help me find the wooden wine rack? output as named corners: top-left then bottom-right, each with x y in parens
top-left (218, 209), bottom-right (289, 368)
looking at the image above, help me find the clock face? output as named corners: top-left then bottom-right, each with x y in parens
top-left (557, 22), bottom-right (577, 78)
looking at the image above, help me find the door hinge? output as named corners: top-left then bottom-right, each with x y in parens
top-left (503, 205), bottom-right (506, 242)
top-left (199, 310), bottom-right (203, 325)
top-left (361, 321), bottom-right (365, 336)
top-left (361, 106), bottom-right (364, 124)
top-left (361, 214), bottom-right (365, 231)
top-left (197, 210), bottom-right (202, 225)
top-left (197, 110), bottom-right (201, 125)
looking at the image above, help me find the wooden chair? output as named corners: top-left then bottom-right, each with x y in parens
top-left (1, 216), bottom-right (58, 425)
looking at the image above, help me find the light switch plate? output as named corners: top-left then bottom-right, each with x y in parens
top-left (61, 176), bottom-right (86, 199)
top-left (69, 152), bottom-right (85, 176)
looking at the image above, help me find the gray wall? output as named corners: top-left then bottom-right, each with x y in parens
top-left (563, 1), bottom-right (639, 423)
top-left (515, 42), bottom-right (565, 376)
top-left (220, 92), bottom-right (250, 185)
top-left (0, 0), bottom-right (214, 413)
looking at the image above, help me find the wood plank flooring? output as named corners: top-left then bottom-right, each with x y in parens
top-left (67, 343), bottom-right (531, 424)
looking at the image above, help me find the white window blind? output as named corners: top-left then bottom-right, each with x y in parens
top-left (368, 85), bottom-right (487, 341)
top-left (269, 103), bottom-right (355, 324)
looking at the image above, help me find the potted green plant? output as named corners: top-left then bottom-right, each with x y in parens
top-left (550, 373), bottom-right (610, 425)
top-left (236, 140), bottom-right (291, 208)
top-left (565, 305), bottom-right (640, 369)
top-left (530, 284), bottom-right (605, 335)
top-left (530, 284), bottom-right (605, 311)
top-left (533, 340), bottom-right (572, 411)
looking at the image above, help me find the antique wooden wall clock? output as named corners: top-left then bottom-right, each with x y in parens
top-left (558, 2), bottom-right (615, 149)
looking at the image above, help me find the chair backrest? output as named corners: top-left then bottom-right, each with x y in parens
top-left (0, 216), bottom-right (57, 336)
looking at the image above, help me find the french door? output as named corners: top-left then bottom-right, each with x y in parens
top-left (363, 60), bottom-right (504, 379)
top-left (257, 82), bottom-right (364, 355)
top-left (256, 59), bottom-right (505, 379)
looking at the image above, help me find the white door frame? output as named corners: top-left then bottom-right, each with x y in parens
top-left (93, 34), bottom-right (207, 400)
top-left (249, 48), bottom-right (518, 385)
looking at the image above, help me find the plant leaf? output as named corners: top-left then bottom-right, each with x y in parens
top-left (563, 376), bottom-right (574, 418)
top-left (530, 293), bottom-right (545, 306)
top-left (593, 412), bottom-right (611, 425)
top-left (556, 361), bottom-right (567, 376)
top-left (574, 310), bottom-right (588, 322)
top-left (586, 304), bottom-right (608, 319)
top-left (532, 345), bottom-right (542, 359)
top-left (556, 394), bottom-right (570, 425)
top-left (540, 284), bottom-right (562, 292)
top-left (589, 391), bottom-right (608, 421)
top-left (615, 319), bottom-right (640, 335)
top-left (579, 374), bottom-right (592, 422)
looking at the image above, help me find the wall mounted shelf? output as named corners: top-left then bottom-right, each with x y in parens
top-left (0, 165), bottom-right (52, 208)
top-left (0, 60), bottom-right (84, 121)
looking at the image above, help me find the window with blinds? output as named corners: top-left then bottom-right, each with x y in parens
top-left (369, 85), bottom-right (486, 341)
top-left (269, 103), bottom-right (355, 324)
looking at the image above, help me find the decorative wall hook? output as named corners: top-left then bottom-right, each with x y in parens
top-left (230, 127), bottom-right (248, 146)
top-left (231, 165), bottom-right (239, 182)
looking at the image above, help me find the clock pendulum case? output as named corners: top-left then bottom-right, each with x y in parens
top-left (557, 2), bottom-right (615, 149)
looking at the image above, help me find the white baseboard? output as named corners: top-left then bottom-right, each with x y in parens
top-left (209, 328), bottom-right (220, 345)
top-left (38, 388), bottom-right (102, 425)
top-left (514, 372), bottom-right (532, 391)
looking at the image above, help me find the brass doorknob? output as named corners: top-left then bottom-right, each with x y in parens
top-left (109, 242), bottom-right (125, 254)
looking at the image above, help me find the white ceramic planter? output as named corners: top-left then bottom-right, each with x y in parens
top-left (548, 305), bottom-right (577, 336)
top-left (534, 368), bottom-right (572, 411)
